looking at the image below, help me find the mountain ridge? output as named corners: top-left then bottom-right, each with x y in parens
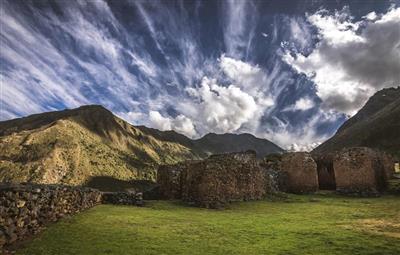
top-left (0, 105), bottom-right (283, 185)
top-left (313, 87), bottom-right (400, 157)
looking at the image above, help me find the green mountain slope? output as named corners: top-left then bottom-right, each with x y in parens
top-left (313, 87), bottom-right (400, 157)
top-left (0, 106), bottom-right (198, 185)
top-left (0, 105), bottom-right (283, 185)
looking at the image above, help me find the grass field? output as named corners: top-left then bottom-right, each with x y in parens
top-left (16, 194), bottom-right (400, 255)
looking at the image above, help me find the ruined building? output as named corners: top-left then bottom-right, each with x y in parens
top-left (157, 151), bottom-right (266, 208)
top-left (157, 147), bottom-right (396, 208)
top-left (313, 147), bottom-right (395, 194)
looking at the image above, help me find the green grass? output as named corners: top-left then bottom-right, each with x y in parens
top-left (17, 194), bottom-right (400, 255)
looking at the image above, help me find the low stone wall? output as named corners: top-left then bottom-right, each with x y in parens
top-left (102, 192), bottom-right (143, 206)
top-left (0, 183), bottom-right (102, 250)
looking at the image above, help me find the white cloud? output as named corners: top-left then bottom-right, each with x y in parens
top-left (283, 7), bottom-right (400, 115)
top-left (184, 77), bottom-right (258, 134)
top-left (116, 111), bottom-right (146, 125)
top-left (149, 111), bottom-right (197, 137)
top-left (149, 111), bottom-right (172, 131)
top-left (364, 11), bottom-right (377, 21)
top-left (287, 142), bottom-right (321, 152)
top-left (219, 55), bottom-right (262, 88)
top-left (293, 98), bottom-right (315, 111)
top-left (289, 17), bottom-right (313, 51)
top-left (219, 55), bottom-right (274, 107)
top-left (283, 97), bottom-right (315, 112)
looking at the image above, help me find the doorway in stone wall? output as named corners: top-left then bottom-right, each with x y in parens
top-left (316, 158), bottom-right (336, 190)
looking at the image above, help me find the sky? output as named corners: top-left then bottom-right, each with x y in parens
top-left (1, 0), bottom-right (399, 151)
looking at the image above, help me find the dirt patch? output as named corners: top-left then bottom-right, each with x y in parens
top-left (344, 218), bottom-right (400, 239)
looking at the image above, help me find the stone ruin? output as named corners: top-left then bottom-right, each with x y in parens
top-left (102, 192), bottom-right (143, 206)
top-left (313, 147), bottom-right (395, 195)
top-left (1, 148), bottom-right (396, 251)
top-left (0, 183), bottom-right (102, 250)
top-left (158, 151), bottom-right (266, 208)
top-left (157, 161), bottom-right (195, 200)
top-left (280, 152), bottom-right (318, 193)
top-left (157, 147), bottom-right (396, 208)
top-left (0, 183), bottom-right (144, 252)
top-left (332, 147), bottom-right (394, 195)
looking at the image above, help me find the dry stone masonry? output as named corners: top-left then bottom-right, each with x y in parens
top-left (0, 183), bottom-right (102, 250)
top-left (157, 148), bottom-right (397, 208)
top-left (0, 183), bottom-right (144, 251)
top-left (157, 161), bottom-right (198, 200)
top-left (158, 151), bottom-right (267, 208)
top-left (333, 147), bottom-right (394, 195)
top-left (102, 192), bottom-right (143, 206)
top-left (1, 147), bottom-right (395, 251)
top-left (279, 152), bottom-right (319, 193)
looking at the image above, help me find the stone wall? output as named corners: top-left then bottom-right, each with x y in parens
top-left (280, 152), bottom-right (319, 193)
top-left (260, 154), bottom-right (287, 193)
top-left (157, 162), bottom-right (197, 200)
top-left (181, 151), bottom-right (265, 208)
top-left (157, 151), bottom-right (267, 208)
top-left (102, 192), bottom-right (143, 206)
top-left (0, 183), bottom-right (102, 250)
top-left (333, 147), bottom-right (394, 195)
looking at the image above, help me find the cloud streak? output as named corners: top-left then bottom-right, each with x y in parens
top-left (2, 0), bottom-right (396, 151)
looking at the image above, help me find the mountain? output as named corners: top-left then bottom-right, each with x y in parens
top-left (136, 127), bottom-right (284, 158)
top-left (313, 87), bottom-right (400, 157)
top-left (0, 105), bottom-right (283, 185)
top-left (0, 105), bottom-right (198, 185)
top-left (194, 133), bottom-right (283, 157)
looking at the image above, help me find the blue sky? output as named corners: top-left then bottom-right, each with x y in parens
top-left (1, 0), bottom-right (399, 150)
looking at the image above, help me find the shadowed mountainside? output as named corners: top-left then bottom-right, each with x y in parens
top-left (136, 126), bottom-right (284, 158)
top-left (313, 87), bottom-right (400, 157)
top-left (0, 105), bottom-right (283, 185)
top-left (194, 132), bottom-right (283, 157)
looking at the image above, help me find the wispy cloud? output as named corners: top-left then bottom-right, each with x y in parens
top-left (3, 0), bottom-right (392, 151)
top-left (222, 0), bottom-right (258, 60)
